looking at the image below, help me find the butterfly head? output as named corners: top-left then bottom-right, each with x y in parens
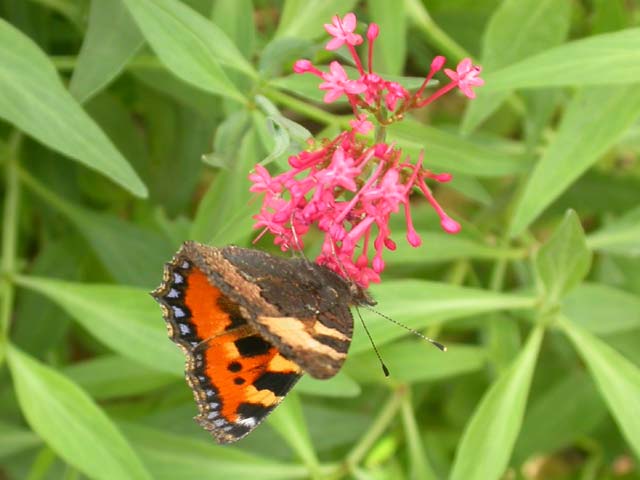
top-left (348, 280), bottom-right (376, 307)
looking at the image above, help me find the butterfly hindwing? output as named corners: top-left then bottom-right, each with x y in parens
top-left (151, 250), bottom-right (302, 444)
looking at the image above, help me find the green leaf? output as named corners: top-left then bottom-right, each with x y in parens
top-left (6, 345), bottom-right (151, 480)
top-left (296, 371), bottom-right (361, 397)
top-left (63, 355), bottom-right (177, 400)
top-left (210, 0), bottom-right (255, 60)
top-left (69, 0), bottom-right (143, 103)
top-left (561, 317), bottom-right (640, 458)
top-left (388, 120), bottom-right (527, 177)
top-left (386, 230), bottom-right (523, 266)
top-left (122, 0), bottom-right (253, 102)
top-left (482, 28), bottom-right (640, 91)
top-left (191, 127), bottom-right (259, 245)
top-left (591, 0), bottom-right (628, 34)
top-left (450, 327), bottom-right (544, 480)
top-left (462, 0), bottom-right (571, 132)
top-left (352, 280), bottom-right (536, 354)
top-left (510, 86), bottom-right (640, 235)
top-left (22, 174), bottom-right (174, 288)
top-left (120, 423), bottom-right (307, 479)
top-left (276, 0), bottom-right (358, 40)
top-left (0, 421), bottom-right (42, 460)
top-left (563, 283), bottom-right (640, 334)
top-left (514, 372), bottom-right (606, 464)
top-left (14, 276), bottom-right (183, 376)
top-left (0, 19), bottom-right (147, 197)
top-left (587, 205), bottom-right (640, 257)
top-left (368, 0), bottom-right (407, 75)
top-left (345, 342), bottom-right (486, 384)
top-left (535, 210), bottom-right (592, 303)
top-left (266, 393), bottom-right (319, 472)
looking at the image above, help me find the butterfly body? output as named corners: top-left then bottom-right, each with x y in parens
top-left (151, 241), bottom-right (373, 443)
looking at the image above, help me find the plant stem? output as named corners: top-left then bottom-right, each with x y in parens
top-left (0, 132), bottom-right (22, 360)
top-left (400, 389), bottom-right (439, 480)
top-left (345, 387), bottom-right (406, 472)
top-left (263, 86), bottom-right (350, 128)
top-left (405, 0), bottom-right (469, 62)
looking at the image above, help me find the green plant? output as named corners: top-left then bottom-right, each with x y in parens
top-left (0, 1), bottom-right (639, 479)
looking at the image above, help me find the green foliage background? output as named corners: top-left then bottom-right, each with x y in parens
top-left (1, 0), bottom-right (639, 479)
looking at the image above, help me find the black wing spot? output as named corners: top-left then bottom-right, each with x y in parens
top-left (234, 377), bottom-right (246, 385)
top-left (227, 361), bottom-right (242, 372)
top-left (253, 371), bottom-right (299, 397)
top-left (235, 336), bottom-right (272, 357)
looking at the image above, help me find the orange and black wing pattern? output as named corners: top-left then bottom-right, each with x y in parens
top-left (151, 249), bottom-right (302, 444)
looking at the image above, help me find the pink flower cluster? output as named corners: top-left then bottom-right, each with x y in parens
top-left (250, 13), bottom-right (483, 287)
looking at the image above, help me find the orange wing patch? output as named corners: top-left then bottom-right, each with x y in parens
top-left (152, 255), bottom-right (302, 443)
top-left (201, 332), bottom-right (301, 424)
top-left (183, 267), bottom-right (246, 342)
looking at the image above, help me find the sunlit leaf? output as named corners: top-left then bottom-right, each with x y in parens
top-left (121, 423), bottom-right (307, 479)
top-left (122, 0), bottom-right (253, 102)
top-left (510, 87), bottom-right (640, 235)
top-left (7, 345), bottom-right (151, 480)
top-left (450, 327), bottom-right (544, 480)
top-left (463, 0), bottom-right (570, 132)
top-left (14, 276), bottom-right (182, 376)
top-left (483, 28), bottom-right (640, 90)
top-left (561, 318), bottom-right (640, 458)
top-left (353, 280), bottom-right (536, 354)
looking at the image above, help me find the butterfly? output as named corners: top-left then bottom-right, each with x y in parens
top-left (151, 241), bottom-right (375, 444)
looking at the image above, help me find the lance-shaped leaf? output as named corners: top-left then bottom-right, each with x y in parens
top-left (0, 19), bottom-right (147, 197)
top-left (561, 318), bottom-right (640, 458)
top-left (463, 0), bottom-right (570, 132)
top-left (510, 86), bottom-right (640, 235)
top-left (535, 210), bottom-right (592, 303)
top-left (70, 0), bottom-right (143, 103)
top-left (482, 28), bottom-right (640, 91)
top-left (7, 345), bottom-right (151, 480)
top-left (450, 327), bottom-right (544, 480)
top-left (14, 276), bottom-right (183, 376)
top-left (354, 280), bottom-right (536, 354)
top-left (122, 0), bottom-right (253, 102)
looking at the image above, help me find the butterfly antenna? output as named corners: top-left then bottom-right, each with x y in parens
top-left (355, 306), bottom-right (389, 377)
top-left (362, 305), bottom-right (446, 352)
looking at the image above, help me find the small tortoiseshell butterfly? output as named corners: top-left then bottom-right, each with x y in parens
top-left (151, 241), bottom-right (375, 444)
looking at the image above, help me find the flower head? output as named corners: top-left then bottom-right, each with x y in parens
top-left (444, 58), bottom-right (485, 99)
top-left (250, 13), bottom-right (483, 287)
top-left (319, 61), bottom-right (366, 103)
top-left (324, 13), bottom-right (363, 50)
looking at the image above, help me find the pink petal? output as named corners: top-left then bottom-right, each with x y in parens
top-left (342, 12), bottom-right (357, 32)
top-left (325, 37), bottom-right (344, 51)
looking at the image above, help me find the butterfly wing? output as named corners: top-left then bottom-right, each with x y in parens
top-left (152, 250), bottom-right (301, 444)
top-left (184, 243), bottom-right (355, 379)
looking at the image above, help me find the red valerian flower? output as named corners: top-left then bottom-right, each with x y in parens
top-left (250, 13), bottom-right (483, 287)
